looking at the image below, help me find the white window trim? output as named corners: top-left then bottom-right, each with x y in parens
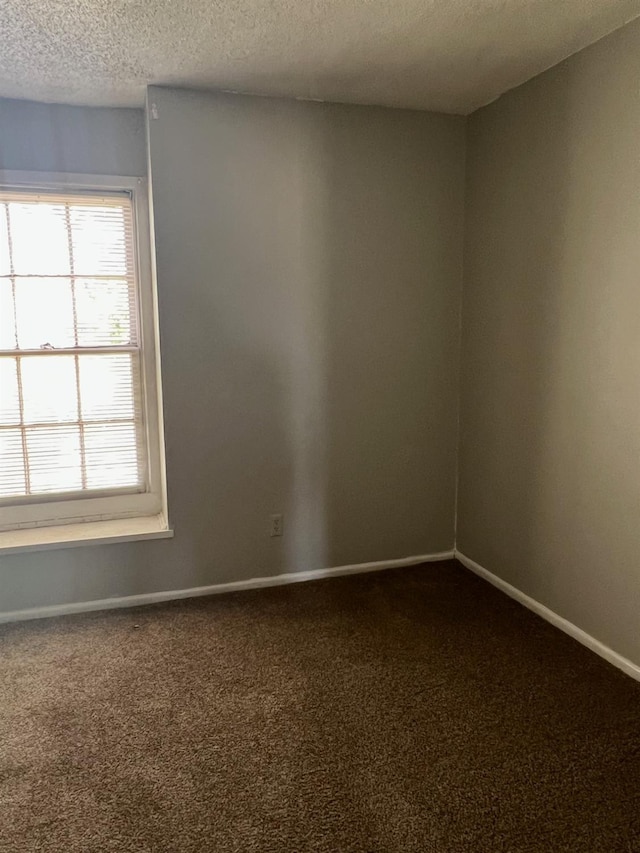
top-left (0, 170), bottom-right (171, 549)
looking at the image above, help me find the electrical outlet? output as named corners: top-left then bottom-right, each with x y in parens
top-left (270, 513), bottom-right (283, 537)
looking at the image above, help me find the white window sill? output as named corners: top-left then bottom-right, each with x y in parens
top-left (0, 515), bottom-right (174, 556)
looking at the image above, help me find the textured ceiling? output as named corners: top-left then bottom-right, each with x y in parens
top-left (1, 0), bottom-right (640, 113)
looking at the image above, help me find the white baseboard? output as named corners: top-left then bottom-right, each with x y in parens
top-left (0, 550), bottom-right (454, 625)
top-left (455, 551), bottom-right (640, 683)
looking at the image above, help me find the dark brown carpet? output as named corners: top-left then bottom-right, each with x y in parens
top-left (1, 561), bottom-right (639, 852)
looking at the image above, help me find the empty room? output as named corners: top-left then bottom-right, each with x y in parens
top-left (1, 0), bottom-right (639, 849)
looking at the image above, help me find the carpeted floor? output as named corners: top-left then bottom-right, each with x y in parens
top-left (1, 561), bottom-right (639, 852)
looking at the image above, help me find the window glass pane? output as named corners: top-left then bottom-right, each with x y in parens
top-left (75, 279), bottom-right (136, 346)
top-left (0, 358), bottom-right (20, 425)
top-left (78, 354), bottom-right (135, 421)
top-left (0, 429), bottom-right (25, 497)
top-left (15, 278), bottom-right (75, 349)
top-left (26, 425), bottom-right (82, 493)
top-left (0, 205), bottom-right (10, 277)
top-left (0, 188), bottom-right (150, 507)
top-left (8, 203), bottom-right (71, 276)
top-left (85, 423), bottom-right (139, 489)
top-left (0, 280), bottom-right (16, 348)
top-left (70, 205), bottom-right (129, 276)
top-left (21, 355), bottom-right (78, 424)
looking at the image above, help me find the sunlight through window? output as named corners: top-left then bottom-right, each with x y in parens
top-left (0, 183), bottom-right (161, 531)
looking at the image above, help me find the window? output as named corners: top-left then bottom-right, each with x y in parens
top-left (0, 173), bottom-right (167, 542)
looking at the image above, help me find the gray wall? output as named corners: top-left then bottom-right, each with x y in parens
top-left (458, 19), bottom-right (640, 664)
top-left (0, 90), bottom-right (465, 613)
top-left (0, 97), bottom-right (147, 175)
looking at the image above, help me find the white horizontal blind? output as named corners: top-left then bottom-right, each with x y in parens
top-left (0, 189), bottom-right (148, 504)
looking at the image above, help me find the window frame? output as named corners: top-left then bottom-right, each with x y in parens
top-left (0, 171), bottom-right (167, 534)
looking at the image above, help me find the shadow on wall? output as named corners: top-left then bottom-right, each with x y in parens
top-left (148, 91), bottom-right (463, 589)
top-left (458, 73), bottom-right (575, 584)
top-left (458, 47), bottom-right (640, 658)
top-left (314, 106), bottom-right (462, 566)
